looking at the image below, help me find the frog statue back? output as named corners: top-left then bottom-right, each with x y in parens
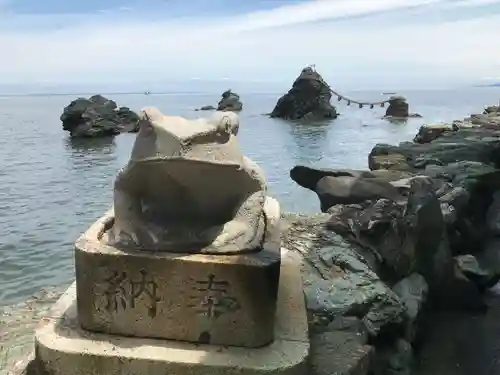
top-left (103, 107), bottom-right (268, 254)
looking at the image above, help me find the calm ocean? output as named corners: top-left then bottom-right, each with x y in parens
top-left (0, 86), bottom-right (499, 369)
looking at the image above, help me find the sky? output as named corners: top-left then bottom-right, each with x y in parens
top-left (0, 0), bottom-right (499, 90)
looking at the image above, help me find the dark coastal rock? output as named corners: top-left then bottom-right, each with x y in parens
top-left (217, 90), bottom-right (242, 112)
top-left (116, 106), bottom-right (140, 133)
top-left (61, 95), bottom-right (139, 138)
top-left (283, 213), bottom-right (407, 374)
top-left (310, 317), bottom-right (373, 375)
top-left (195, 105), bottom-right (216, 111)
top-left (290, 165), bottom-right (412, 190)
top-left (290, 165), bottom-right (411, 211)
top-left (326, 177), bottom-right (454, 287)
top-left (270, 66), bottom-right (338, 120)
top-left (392, 273), bottom-right (428, 344)
top-left (283, 213), bottom-right (406, 339)
top-left (384, 96), bottom-right (421, 119)
top-left (315, 176), bottom-right (404, 212)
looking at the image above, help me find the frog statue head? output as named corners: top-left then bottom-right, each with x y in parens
top-left (102, 107), bottom-right (268, 254)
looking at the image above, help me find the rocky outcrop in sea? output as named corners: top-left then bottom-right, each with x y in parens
top-left (290, 106), bottom-right (500, 374)
top-left (384, 96), bottom-right (422, 118)
top-left (217, 89), bottom-right (243, 112)
top-left (195, 90), bottom-right (243, 112)
top-left (61, 95), bottom-right (140, 138)
top-left (270, 66), bottom-right (338, 120)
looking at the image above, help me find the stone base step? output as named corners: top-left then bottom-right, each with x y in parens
top-left (33, 249), bottom-right (309, 375)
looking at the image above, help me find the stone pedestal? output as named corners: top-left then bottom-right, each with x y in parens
top-left (34, 249), bottom-right (309, 375)
top-left (75, 198), bottom-right (281, 348)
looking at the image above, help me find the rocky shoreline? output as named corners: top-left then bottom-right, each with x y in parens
top-left (4, 104), bottom-right (500, 375)
top-left (287, 104), bottom-right (500, 374)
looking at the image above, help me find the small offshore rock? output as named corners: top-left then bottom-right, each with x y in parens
top-left (384, 96), bottom-right (421, 119)
top-left (195, 105), bottom-right (216, 111)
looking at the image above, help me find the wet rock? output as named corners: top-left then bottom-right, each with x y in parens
top-left (384, 96), bottom-right (421, 119)
top-left (270, 66), bottom-right (338, 120)
top-left (61, 94), bottom-right (139, 138)
top-left (217, 89), bottom-right (242, 112)
top-left (281, 213), bottom-right (406, 339)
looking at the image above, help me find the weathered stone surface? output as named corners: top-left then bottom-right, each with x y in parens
top-left (217, 90), bottom-right (243, 112)
top-left (310, 329), bottom-right (373, 375)
top-left (104, 108), bottom-right (267, 254)
top-left (270, 67), bottom-right (337, 120)
top-left (326, 177), bottom-right (451, 284)
top-left (413, 124), bottom-right (455, 144)
top-left (76, 197), bottom-right (281, 347)
top-left (373, 339), bottom-right (413, 375)
top-left (281, 213), bottom-right (406, 339)
top-left (392, 273), bottom-right (428, 344)
top-left (35, 249), bottom-right (309, 375)
top-left (61, 95), bottom-right (140, 138)
top-left (290, 165), bottom-right (413, 191)
top-left (315, 176), bottom-right (404, 212)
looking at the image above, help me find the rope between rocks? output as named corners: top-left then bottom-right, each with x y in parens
top-left (330, 89), bottom-right (392, 108)
top-left (306, 65), bottom-right (392, 109)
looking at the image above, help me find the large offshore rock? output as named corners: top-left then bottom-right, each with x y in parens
top-left (217, 89), bottom-right (243, 112)
top-left (60, 94), bottom-right (140, 138)
top-left (270, 67), bottom-right (338, 120)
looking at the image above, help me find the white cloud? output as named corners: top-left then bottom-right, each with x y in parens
top-left (0, 0), bottom-right (499, 89)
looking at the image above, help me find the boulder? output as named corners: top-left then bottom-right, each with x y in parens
top-left (270, 66), bottom-right (338, 120)
top-left (217, 89), bottom-right (243, 112)
top-left (290, 165), bottom-right (413, 190)
top-left (384, 96), bottom-right (421, 118)
top-left (326, 178), bottom-right (451, 283)
top-left (283, 213), bottom-right (410, 375)
top-left (413, 124), bottom-right (455, 144)
top-left (282, 213), bottom-right (406, 340)
top-left (315, 176), bottom-right (404, 212)
top-left (61, 94), bottom-right (139, 138)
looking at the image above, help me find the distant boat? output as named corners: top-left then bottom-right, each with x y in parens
top-left (382, 92), bottom-right (396, 95)
top-left (144, 91), bottom-right (151, 95)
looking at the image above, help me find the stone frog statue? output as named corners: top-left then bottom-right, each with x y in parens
top-left (103, 107), bottom-right (268, 254)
